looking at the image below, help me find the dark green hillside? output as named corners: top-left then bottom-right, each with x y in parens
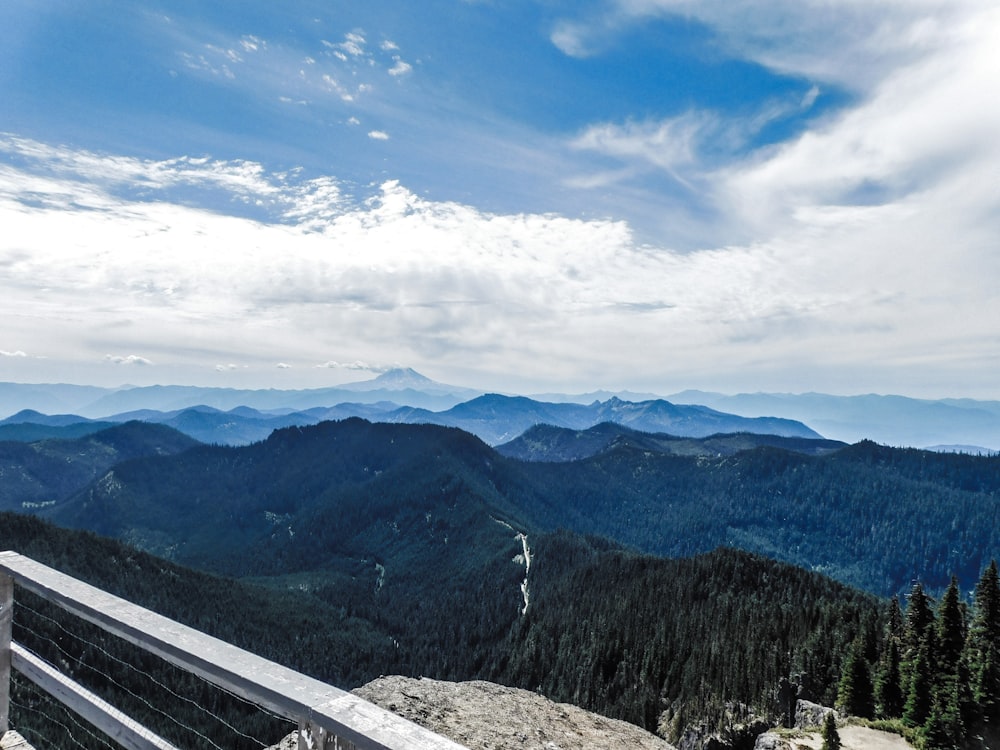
top-left (0, 421), bottom-right (114, 442)
top-left (497, 422), bottom-right (846, 462)
top-left (500, 441), bottom-right (1000, 594)
top-left (0, 513), bottom-right (886, 745)
top-left (494, 534), bottom-right (880, 730)
top-left (50, 418), bottom-right (530, 575)
top-left (0, 512), bottom-right (396, 685)
top-left (38, 419), bottom-right (1000, 596)
top-left (0, 422), bottom-right (200, 512)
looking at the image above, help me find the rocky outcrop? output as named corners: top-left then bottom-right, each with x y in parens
top-left (350, 675), bottom-right (677, 750)
top-left (754, 732), bottom-right (793, 750)
top-left (794, 701), bottom-right (836, 730)
top-left (663, 703), bottom-right (770, 750)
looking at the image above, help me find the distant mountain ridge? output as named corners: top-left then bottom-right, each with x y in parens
top-left (8, 371), bottom-right (1000, 448)
top-left (669, 390), bottom-right (1000, 449)
top-left (496, 422), bottom-right (846, 462)
top-left (0, 392), bottom-right (821, 446)
top-left (0, 421), bottom-right (199, 511)
top-left (14, 417), bottom-right (1000, 596)
top-left (0, 368), bottom-right (482, 418)
top-left (393, 393), bottom-right (821, 444)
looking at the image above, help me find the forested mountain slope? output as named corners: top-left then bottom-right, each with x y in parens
top-left (0, 421), bottom-right (200, 511)
top-left (504, 439), bottom-right (1000, 594)
top-left (496, 422), bottom-right (846, 462)
top-left (38, 420), bottom-right (1000, 596)
top-left (0, 512), bottom-right (882, 746)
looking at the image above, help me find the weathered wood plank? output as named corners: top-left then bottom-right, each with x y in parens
top-left (0, 729), bottom-right (36, 749)
top-left (11, 643), bottom-right (178, 750)
top-left (0, 574), bottom-right (12, 736)
top-left (0, 552), bottom-right (467, 750)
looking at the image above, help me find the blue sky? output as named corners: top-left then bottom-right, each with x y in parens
top-left (2, 1), bottom-right (999, 397)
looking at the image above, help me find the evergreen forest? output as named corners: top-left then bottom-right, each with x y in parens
top-left (2, 418), bottom-right (1000, 748)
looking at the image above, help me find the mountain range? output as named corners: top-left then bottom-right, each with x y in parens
top-left (5, 369), bottom-right (1000, 448)
top-left (2, 417), bottom-right (995, 596)
top-left (4, 406), bottom-right (998, 745)
top-left (0, 390), bottom-right (820, 447)
top-left (668, 390), bottom-right (1000, 450)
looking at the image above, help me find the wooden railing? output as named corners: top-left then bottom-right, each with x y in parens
top-left (0, 551), bottom-right (468, 750)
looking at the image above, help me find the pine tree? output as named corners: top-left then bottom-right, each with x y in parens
top-left (924, 681), bottom-right (964, 750)
top-left (887, 596), bottom-right (904, 641)
top-left (903, 582), bottom-right (935, 657)
top-left (901, 581), bottom-right (935, 722)
top-left (837, 639), bottom-right (874, 718)
top-left (903, 641), bottom-right (935, 728)
top-left (874, 636), bottom-right (904, 719)
top-left (821, 711), bottom-right (840, 750)
top-left (937, 577), bottom-right (966, 678)
top-left (969, 560), bottom-right (1000, 726)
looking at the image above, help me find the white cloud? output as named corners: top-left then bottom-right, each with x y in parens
top-left (0, 135), bottom-right (348, 228)
top-left (388, 57), bottom-right (412, 76)
top-left (550, 21), bottom-right (594, 58)
top-left (801, 85), bottom-right (820, 110)
top-left (276, 362), bottom-right (291, 369)
top-left (577, 0), bottom-right (984, 92)
top-left (572, 113), bottom-right (708, 176)
top-left (717, 3), bottom-right (1000, 235)
top-left (0, 350), bottom-right (27, 357)
top-left (316, 361), bottom-right (392, 372)
top-left (240, 35), bottom-right (265, 53)
top-left (326, 32), bottom-right (367, 59)
top-left (105, 355), bottom-right (153, 366)
top-left (368, 130), bottom-right (390, 141)
top-left (380, 40), bottom-right (400, 52)
top-left (3, 56), bottom-right (1000, 404)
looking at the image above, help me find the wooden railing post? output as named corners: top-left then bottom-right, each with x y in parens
top-left (0, 571), bottom-right (13, 736)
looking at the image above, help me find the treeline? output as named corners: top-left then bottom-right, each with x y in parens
top-left (836, 561), bottom-right (1000, 750)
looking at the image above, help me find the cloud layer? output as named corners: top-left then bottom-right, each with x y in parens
top-left (1, 2), bottom-right (999, 397)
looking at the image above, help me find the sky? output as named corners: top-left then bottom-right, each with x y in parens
top-left (1, 0), bottom-right (999, 398)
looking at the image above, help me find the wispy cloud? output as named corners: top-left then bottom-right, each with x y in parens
top-left (368, 130), bottom-right (390, 141)
top-left (0, 350), bottom-right (27, 358)
top-left (165, 21), bottom-right (416, 124)
top-left (571, 112), bottom-right (710, 185)
top-left (316, 361), bottom-right (394, 373)
top-left (0, 134), bottom-right (348, 228)
top-left (3, 0), bottom-right (1000, 397)
top-left (388, 57), bottom-right (412, 77)
top-left (105, 354), bottom-right (153, 366)
top-left (558, 0), bottom-right (975, 91)
top-left (3, 136), bottom-right (994, 396)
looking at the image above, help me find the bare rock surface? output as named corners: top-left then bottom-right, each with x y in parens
top-left (794, 700), bottom-right (837, 730)
top-left (754, 725), bottom-right (914, 750)
top-left (344, 675), bottom-right (676, 750)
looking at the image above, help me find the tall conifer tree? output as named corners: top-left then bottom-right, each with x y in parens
top-left (875, 636), bottom-right (904, 719)
top-left (937, 577), bottom-right (966, 675)
top-left (903, 640), bottom-right (935, 727)
top-left (837, 638), bottom-right (874, 718)
top-left (969, 560), bottom-right (1000, 726)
